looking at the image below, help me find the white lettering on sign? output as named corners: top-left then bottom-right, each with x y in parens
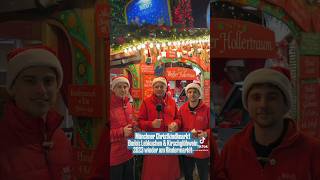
top-left (165, 68), bottom-right (196, 80)
top-left (212, 31), bottom-right (273, 52)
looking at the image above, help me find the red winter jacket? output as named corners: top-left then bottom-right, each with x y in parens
top-left (89, 94), bottom-right (135, 179)
top-left (138, 94), bottom-right (181, 180)
top-left (178, 100), bottom-right (210, 159)
top-left (215, 119), bottom-right (320, 180)
top-left (211, 135), bottom-right (220, 178)
top-left (0, 102), bottom-right (73, 180)
top-left (219, 78), bottom-right (232, 99)
top-left (139, 94), bottom-right (181, 132)
top-left (89, 126), bottom-right (108, 180)
top-left (109, 94), bottom-right (134, 166)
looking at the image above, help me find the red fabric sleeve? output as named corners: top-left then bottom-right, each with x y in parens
top-left (205, 107), bottom-right (211, 137)
top-left (110, 127), bottom-right (124, 143)
top-left (167, 105), bottom-right (181, 130)
top-left (213, 139), bottom-right (228, 180)
top-left (177, 108), bottom-right (183, 130)
top-left (138, 101), bottom-right (153, 131)
top-left (89, 128), bottom-right (108, 180)
top-left (173, 105), bottom-right (181, 129)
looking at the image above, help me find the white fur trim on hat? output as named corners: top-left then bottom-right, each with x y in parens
top-left (225, 60), bottom-right (245, 67)
top-left (6, 48), bottom-right (63, 91)
top-left (185, 83), bottom-right (202, 99)
top-left (152, 77), bottom-right (167, 87)
top-left (111, 76), bottom-right (130, 90)
top-left (242, 68), bottom-right (292, 111)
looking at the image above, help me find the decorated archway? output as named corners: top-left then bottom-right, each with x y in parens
top-left (213, 0), bottom-right (320, 138)
top-left (111, 26), bottom-right (210, 115)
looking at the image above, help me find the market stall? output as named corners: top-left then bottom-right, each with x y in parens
top-left (110, 25), bottom-right (210, 113)
top-left (211, 17), bottom-right (277, 127)
top-left (212, 0), bottom-right (320, 139)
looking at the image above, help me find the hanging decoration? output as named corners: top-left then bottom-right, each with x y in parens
top-left (172, 0), bottom-right (194, 28)
top-left (55, 10), bottom-right (95, 150)
top-left (56, 10), bottom-right (94, 84)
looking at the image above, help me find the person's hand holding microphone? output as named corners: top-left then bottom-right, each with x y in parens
top-left (152, 104), bottom-right (163, 128)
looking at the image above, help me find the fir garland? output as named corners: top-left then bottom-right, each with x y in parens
top-left (111, 24), bottom-right (209, 53)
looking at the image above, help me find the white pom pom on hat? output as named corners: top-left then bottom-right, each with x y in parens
top-left (111, 76), bottom-right (130, 90)
top-left (6, 46), bottom-right (63, 92)
top-left (242, 68), bottom-right (292, 111)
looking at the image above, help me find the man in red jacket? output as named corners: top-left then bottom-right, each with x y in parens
top-left (109, 76), bottom-right (135, 180)
top-left (138, 76), bottom-right (181, 180)
top-left (215, 68), bottom-right (320, 180)
top-left (178, 82), bottom-right (211, 180)
top-left (110, 76), bottom-right (135, 179)
top-left (216, 60), bottom-right (247, 127)
top-left (90, 76), bottom-right (135, 180)
top-left (0, 46), bottom-right (73, 180)
top-left (219, 59), bottom-right (247, 99)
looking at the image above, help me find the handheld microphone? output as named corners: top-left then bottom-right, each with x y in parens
top-left (156, 104), bottom-right (163, 119)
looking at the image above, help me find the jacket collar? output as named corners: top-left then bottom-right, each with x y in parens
top-left (181, 100), bottom-right (205, 111)
top-left (4, 101), bottom-right (62, 141)
top-left (110, 93), bottom-right (129, 107)
top-left (240, 118), bottom-right (300, 152)
top-left (150, 93), bottom-right (169, 105)
top-left (189, 100), bottom-right (205, 110)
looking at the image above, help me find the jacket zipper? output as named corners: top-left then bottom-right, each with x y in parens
top-left (42, 122), bottom-right (54, 180)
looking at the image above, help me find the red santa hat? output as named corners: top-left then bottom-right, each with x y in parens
top-left (6, 46), bottom-right (63, 92)
top-left (185, 82), bottom-right (202, 99)
top-left (111, 76), bottom-right (130, 90)
top-left (242, 68), bottom-right (292, 111)
top-left (152, 76), bottom-right (167, 87)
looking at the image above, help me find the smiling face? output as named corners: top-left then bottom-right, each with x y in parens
top-left (10, 67), bottom-right (58, 118)
top-left (153, 82), bottom-right (166, 97)
top-left (187, 88), bottom-right (200, 103)
top-left (113, 82), bottom-right (129, 98)
top-left (247, 83), bottom-right (288, 128)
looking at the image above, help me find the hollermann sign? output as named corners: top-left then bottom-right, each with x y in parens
top-left (211, 18), bottom-right (277, 59)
